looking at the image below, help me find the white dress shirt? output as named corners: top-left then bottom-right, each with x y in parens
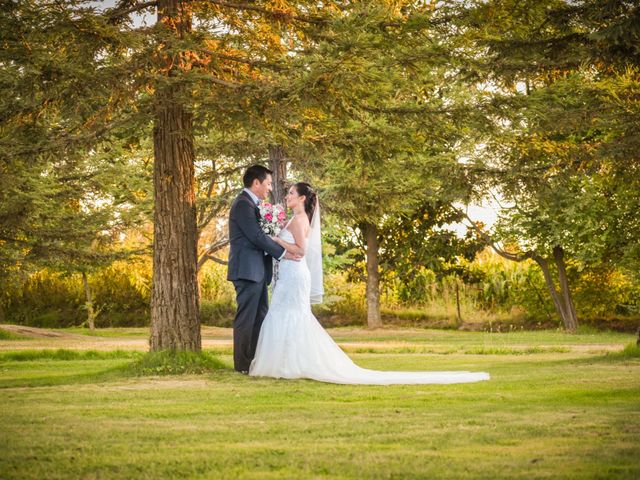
top-left (243, 188), bottom-right (260, 206)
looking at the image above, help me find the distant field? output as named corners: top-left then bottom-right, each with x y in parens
top-left (0, 326), bottom-right (638, 479)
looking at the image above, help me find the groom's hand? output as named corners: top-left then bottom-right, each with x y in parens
top-left (284, 252), bottom-right (302, 262)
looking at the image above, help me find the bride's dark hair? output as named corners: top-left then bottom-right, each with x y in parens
top-left (293, 182), bottom-right (317, 223)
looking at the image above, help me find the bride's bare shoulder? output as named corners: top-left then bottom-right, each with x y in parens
top-left (290, 214), bottom-right (310, 236)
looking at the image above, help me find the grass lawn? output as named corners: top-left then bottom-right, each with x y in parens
top-left (0, 326), bottom-right (638, 479)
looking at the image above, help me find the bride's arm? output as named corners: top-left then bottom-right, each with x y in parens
top-left (273, 218), bottom-right (308, 256)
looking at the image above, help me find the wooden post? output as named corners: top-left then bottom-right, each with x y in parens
top-left (82, 271), bottom-right (96, 331)
top-left (455, 280), bottom-right (462, 326)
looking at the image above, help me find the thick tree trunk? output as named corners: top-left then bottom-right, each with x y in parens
top-left (363, 222), bottom-right (382, 328)
top-left (553, 246), bottom-right (578, 331)
top-left (81, 271), bottom-right (95, 331)
top-left (268, 146), bottom-right (287, 286)
top-left (268, 145), bottom-right (287, 205)
top-left (150, 0), bottom-right (201, 351)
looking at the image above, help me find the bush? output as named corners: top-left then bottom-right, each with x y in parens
top-left (126, 350), bottom-right (227, 376)
top-left (1, 247), bottom-right (638, 332)
top-left (200, 299), bottom-right (236, 327)
top-left (313, 273), bottom-right (366, 326)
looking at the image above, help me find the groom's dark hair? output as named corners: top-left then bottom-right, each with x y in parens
top-left (243, 165), bottom-right (273, 188)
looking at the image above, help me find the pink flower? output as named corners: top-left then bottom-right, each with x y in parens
top-left (265, 213), bottom-right (273, 221)
top-left (278, 211), bottom-right (286, 221)
top-left (263, 202), bottom-right (272, 208)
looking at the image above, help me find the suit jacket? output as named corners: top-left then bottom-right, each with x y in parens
top-left (227, 191), bottom-right (286, 284)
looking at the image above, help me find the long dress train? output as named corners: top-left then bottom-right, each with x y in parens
top-left (249, 229), bottom-right (490, 385)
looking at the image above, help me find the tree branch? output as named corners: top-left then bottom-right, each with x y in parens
top-left (198, 254), bottom-right (229, 268)
top-left (199, 49), bottom-right (286, 70)
top-left (105, 0), bottom-right (158, 23)
top-left (191, 73), bottom-right (244, 88)
top-left (462, 211), bottom-right (537, 263)
top-left (197, 238), bottom-right (229, 270)
top-left (206, 0), bottom-right (325, 25)
top-left (360, 103), bottom-right (463, 115)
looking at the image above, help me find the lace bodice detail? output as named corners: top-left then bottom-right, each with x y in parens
top-left (279, 227), bottom-right (295, 244)
top-left (278, 220), bottom-right (305, 258)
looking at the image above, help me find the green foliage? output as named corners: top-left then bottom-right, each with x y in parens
top-left (200, 299), bottom-right (236, 327)
top-left (126, 350), bottom-right (227, 376)
top-left (317, 248), bottom-right (639, 330)
top-left (199, 260), bottom-right (235, 302)
top-left (313, 273), bottom-right (367, 326)
top-left (466, 250), bottom-right (552, 317)
top-left (3, 246), bottom-right (638, 330)
top-left (0, 329), bottom-right (27, 340)
top-left (461, 0), bottom-right (640, 271)
top-left (0, 256), bottom-right (240, 327)
top-left (0, 349), bottom-right (140, 362)
top-left (379, 202), bottom-right (485, 281)
top-left (615, 343), bottom-right (640, 360)
top-left (1, 269), bottom-right (85, 327)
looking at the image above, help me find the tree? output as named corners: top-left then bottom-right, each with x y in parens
top-left (294, 3), bottom-right (486, 327)
top-left (458, 0), bottom-right (640, 330)
top-left (1, 0), bottom-right (345, 349)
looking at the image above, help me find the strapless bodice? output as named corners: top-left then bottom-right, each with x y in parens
top-left (279, 228), bottom-right (295, 243)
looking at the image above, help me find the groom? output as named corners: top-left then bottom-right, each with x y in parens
top-left (227, 165), bottom-right (300, 373)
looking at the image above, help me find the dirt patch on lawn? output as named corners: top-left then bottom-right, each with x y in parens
top-left (0, 324), bottom-right (89, 339)
top-left (105, 378), bottom-right (216, 390)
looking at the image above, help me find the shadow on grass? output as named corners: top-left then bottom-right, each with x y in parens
top-left (546, 343), bottom-right (640, 368)
top-left (0, 349), bottom-right (231, 389)
top-left (0, 349), bottom-right (142, 362)
top-left (580, 343), bottom-right (640, 362)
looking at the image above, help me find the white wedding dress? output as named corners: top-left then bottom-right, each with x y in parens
top-left (249, 227), bottom-right (490, 385)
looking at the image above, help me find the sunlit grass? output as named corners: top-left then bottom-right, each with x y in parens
top-left (0, 329), bottom-right (638, 478)
top-left (0, 329), bottom-right (29, 340)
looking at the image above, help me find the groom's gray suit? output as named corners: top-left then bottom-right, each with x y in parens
top-left (227, 190), bottom-right (285, 372)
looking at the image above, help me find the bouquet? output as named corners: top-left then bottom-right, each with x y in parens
top-left (258, 202), bottom-right (287, 236)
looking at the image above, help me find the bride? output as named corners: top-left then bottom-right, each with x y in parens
top-left (249, 182), bottom-right (490, 385)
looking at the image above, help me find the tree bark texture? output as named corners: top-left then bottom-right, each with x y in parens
top-left (150, 0), bottom-right (201, 351)
top-left (363, 222), bottom-right (382, 328)
top-left (268, 145), bottom-right (287, 205)
top-left (534, 251), bottom-right (578, 332)
top-left (553, 246), bottom-right (578, 331)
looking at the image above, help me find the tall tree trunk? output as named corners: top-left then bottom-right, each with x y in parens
top-left (81, 271), bottom-right (95, 331)
top-left (268, 145), bottom-right (287, 205)
top-left (553, 246), bottom-right (578, 331)
top-left (150, 0), bottom-right (201, 351)
top-left (268, 145), bottom-right (287, 287)
top-left (363, 222), bottom-right (382, 328)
